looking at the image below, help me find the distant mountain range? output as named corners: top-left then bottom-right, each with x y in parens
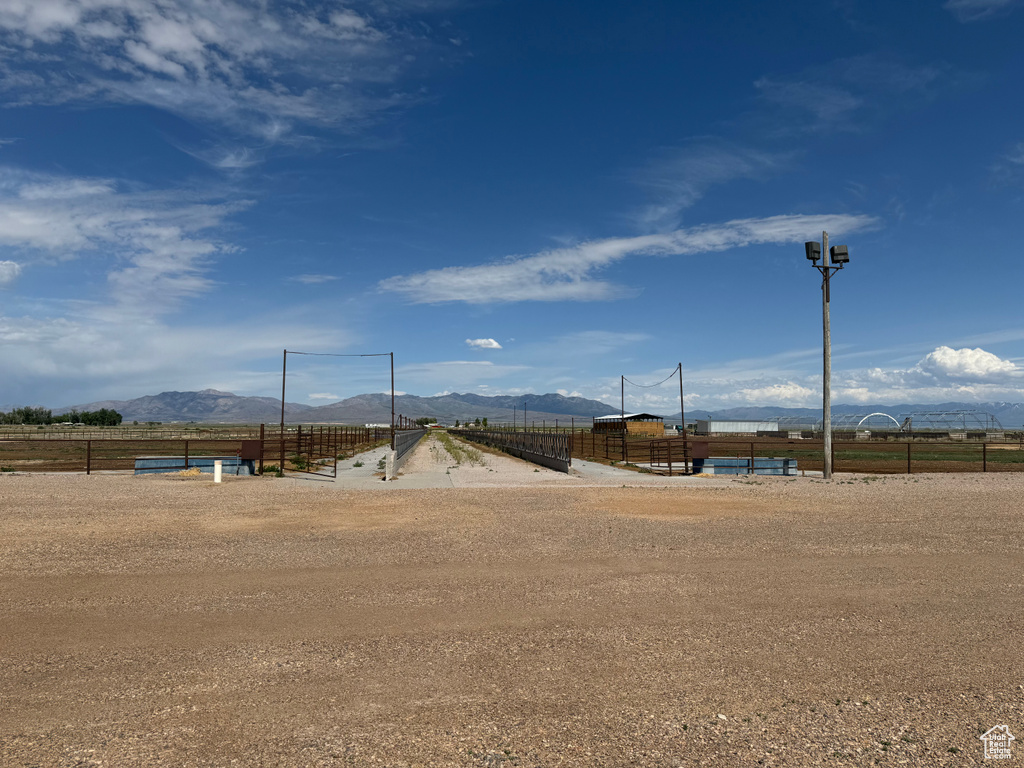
top-left (55, 389), bottom-right (620, 424)
top-left (45, 390), bottom-right (1024, 427)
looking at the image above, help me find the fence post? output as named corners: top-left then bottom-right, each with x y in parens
top-left (983, 442), bottom-right (987, 473)
top-left (750, 442), bottom-right (755, 475)
top-left (259, 424), bottom-right (265, 475)
top-left (185, 439), bottom-right (189, 470)
top-left (907, 442), bottom-right (911, 474)
top-left (86, 439), bottom-right (91, 475)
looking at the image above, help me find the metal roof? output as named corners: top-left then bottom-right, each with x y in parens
top-left (594, 413), bottom-right (664, 422)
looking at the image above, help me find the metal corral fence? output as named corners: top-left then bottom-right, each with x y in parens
top-left (452, 428), bottom-right (571, 473)
top-left (570, 432), bottom-right (1024, 474)
top-left (0, 425), bottom-right (264, 440)
top-left (0, 424), bottom-right (395, 475)
top-left (263, 425), bottom-right (393, 478)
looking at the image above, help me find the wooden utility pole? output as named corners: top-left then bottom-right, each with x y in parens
top-left (621, 375), bottom-right (625, 428)
top-left (280, 349), bottom-right (287, 470)
top-left (390, 352), bottom-right (395, 451)
top-left (822, 231), bottom-right (832, 480)
top-left (678, 362), bottom-right (684, 435)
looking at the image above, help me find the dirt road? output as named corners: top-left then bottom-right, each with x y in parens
top-left (1, 470), bottom-right (1021, 766)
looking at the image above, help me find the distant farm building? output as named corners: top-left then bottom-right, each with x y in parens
top-left (695, 419), bottom-right (780, 435)
top-left (593, 413), bottom-right (665, 437)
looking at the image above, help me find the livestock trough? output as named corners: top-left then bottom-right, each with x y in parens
top-left (692, 457), bottom-right (798, 476)
top-left (134, 456), bottom-right (256, 475)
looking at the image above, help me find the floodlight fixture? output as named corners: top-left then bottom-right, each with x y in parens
top-left (805, 232), bottom-right (854, 481)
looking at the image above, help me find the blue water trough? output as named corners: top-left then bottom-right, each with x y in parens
top-left (692, 457), bottom-right (798, 476)
top-left (134, 456), bottom-right (256, 475)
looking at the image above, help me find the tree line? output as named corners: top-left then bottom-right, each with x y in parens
top-left (0, 407), bottom-right (123, 426)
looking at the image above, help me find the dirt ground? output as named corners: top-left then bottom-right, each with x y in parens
top-left (1, 465), bottom-right (1022, 767)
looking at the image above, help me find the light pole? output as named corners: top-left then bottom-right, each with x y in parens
top-left (806, 231), bottom-right (849, 480)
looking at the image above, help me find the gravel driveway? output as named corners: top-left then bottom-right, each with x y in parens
top-left (1, 467), bottom-right (1021, 766)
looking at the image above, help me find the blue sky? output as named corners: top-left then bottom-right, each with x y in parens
top-left (1, 0), bottom-right (1024, 413)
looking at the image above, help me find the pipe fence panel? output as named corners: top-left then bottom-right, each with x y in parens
top-left (451, 428), bottom-right (571, 473)
top-left (565, 431), bottom-right (1024, 475)
top-left (4, 429), bottom-right (1019, 475)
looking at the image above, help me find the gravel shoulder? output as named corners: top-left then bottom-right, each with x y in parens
top-left (1, 471), bottom-right (1022, 766)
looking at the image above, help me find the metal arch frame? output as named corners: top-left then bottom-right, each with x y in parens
top-left (901, 410), bottom-right (1003, 432)
top-left (855, 412), bottom-right (902, 430)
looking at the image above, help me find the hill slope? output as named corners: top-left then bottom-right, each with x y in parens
top-left (59, 390), bottom-right (313, 423)
top-left (56, 390), bottom-right (617, 424)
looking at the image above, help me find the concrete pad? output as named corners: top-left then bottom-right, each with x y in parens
top-left (286, 434), bottom-right (735, 489)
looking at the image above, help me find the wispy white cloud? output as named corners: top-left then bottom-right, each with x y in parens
top-left (0, 167), bottom-right (247, 313)
top-left (991, 141), bottom-right (1024, 184)
top-left (308, 393), bottom-right (340, 400)
top-left (290, 274), bottom-right (340, 285)
top-left (393, 359), bottom-right (531, 394)
top-left (379, 213), bottom-right (879, 304)
top-left (944, 0), bottom-right (1020, 21)
top-left (754, 78), bottom-right (863, 129)
top-left (755, 54), bottom-right (951, 134)
top-left (0, 311), bottom-right (345, 407)
top-left (0, 1), bottom-right (441, 144)
top-left (632, 139), bottom-right (793, 231)
top-left (0, 259), bottom-right (21, 286)
top-left (466, 338), bottom-right (502, 349)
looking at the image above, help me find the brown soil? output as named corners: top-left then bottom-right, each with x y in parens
top-left (1, 472), bottom-right (1022, 766)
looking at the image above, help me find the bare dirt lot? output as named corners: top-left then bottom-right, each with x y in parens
top-left (1, 471), bottom-right (1022, 767)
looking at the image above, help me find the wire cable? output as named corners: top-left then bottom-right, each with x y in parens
top-left (622, 368), bottom-right (679, 389)
top-left (285, 351), bottom-right (391, 357)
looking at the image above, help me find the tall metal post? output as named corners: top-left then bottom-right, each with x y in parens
top-left (678, 362), bottom-right (684, 435)
top-left (621, 375), bottom-right (625, 428)
top-left (822, 231), bottom-right (832, 480)
top-left (390, 352), bottom-right (395, 451)
top-left (280, 349), bottom-right (287, 471)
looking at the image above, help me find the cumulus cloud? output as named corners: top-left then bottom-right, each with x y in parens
top-left (0, 259), bottom-right (21, 285)
top-left (466, 338), bottom-right (502, 349)
top-left (918, 346), bottom-right (1017, 378)
top-left (380, 213), bottom-right (879, 304)
top-left (571, 346), bottom-right (1024, 414)
top-left (717, 382), bottom-right (818, 406)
